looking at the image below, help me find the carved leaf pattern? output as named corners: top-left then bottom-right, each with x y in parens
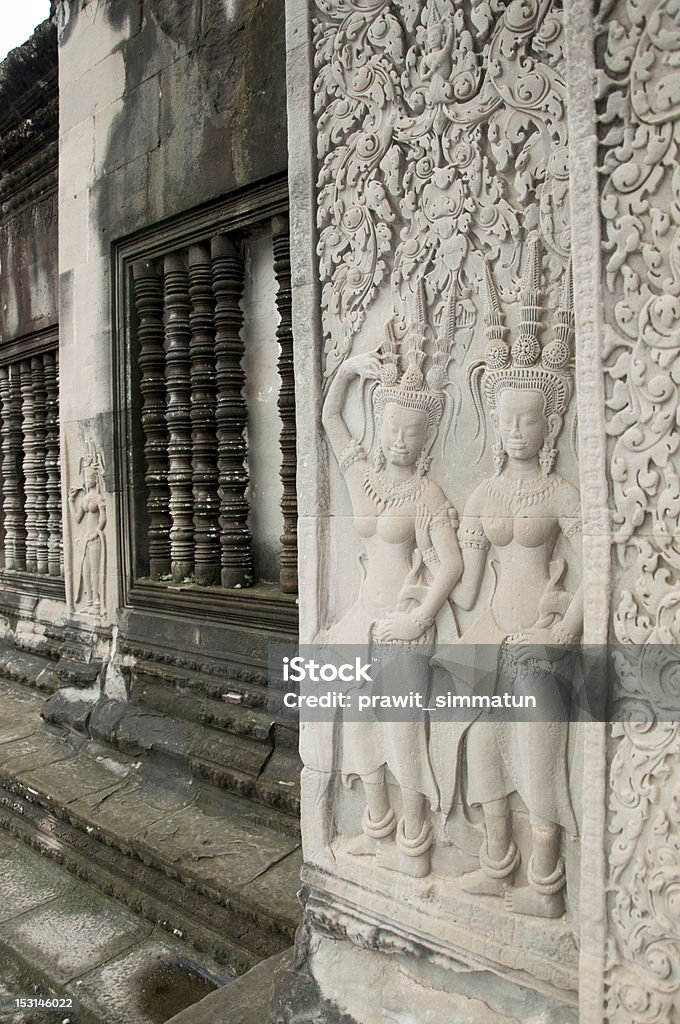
top-left (313, 0), bottom-right (570, 377)
top-left (597, 1), bottom-right (680, 1018)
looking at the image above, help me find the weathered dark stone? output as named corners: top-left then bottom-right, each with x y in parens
top-left (165, 949), bottom-right (294, 1024)
top-left (271, 922), bottom-right (360, 1024)
top-left (0, 18), bottom-right (58, 342)
top-left (41, 691), bottom-right (93, 734)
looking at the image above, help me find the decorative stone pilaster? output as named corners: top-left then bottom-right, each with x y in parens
top-left (282, 0), bottom-right (614, 1020)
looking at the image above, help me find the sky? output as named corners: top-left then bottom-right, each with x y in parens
top-left (0, 2), bottom-right (52, 63)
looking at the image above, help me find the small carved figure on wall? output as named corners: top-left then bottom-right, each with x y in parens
top-left (441, 240), bottom-right (582, 917)
top-left (69, 441), bottom-right (107, 616)
top-left (318, 283), bottom-right (463, 877)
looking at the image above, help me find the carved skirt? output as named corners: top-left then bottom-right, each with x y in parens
top-left (464, 618), bottom-right (577, 835)
top-left (300, 583), bottom-right (439, 808)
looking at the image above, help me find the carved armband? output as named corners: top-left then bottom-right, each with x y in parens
top-left (339, 439), bottom-right (366, 473)
top-left (429, 504), bottom-right (459, 534)
top-left (559, 514), bottom-right (582, 541)
top-left (421, 546), bottom-right (438, 568)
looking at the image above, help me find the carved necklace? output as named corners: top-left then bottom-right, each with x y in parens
top-left (363, 466), bottom-right (426, 511)
top-left (484, 472), bottom-right (560, 514)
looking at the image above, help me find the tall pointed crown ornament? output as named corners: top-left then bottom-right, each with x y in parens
top-left (475, 237), bottom-right (575, 418)
top-left (372, 278), bottom-right (455, 430)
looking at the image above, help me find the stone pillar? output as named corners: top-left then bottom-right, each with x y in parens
top-left (280, 0), bottom-right (675, 1020)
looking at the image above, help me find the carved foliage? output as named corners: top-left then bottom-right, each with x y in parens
top-left (597, 0), bottom-right (680, 645)
top-left (314, 0), bottom-right (569, 376)
top-left (597, 2), bottom-right (680, 1017)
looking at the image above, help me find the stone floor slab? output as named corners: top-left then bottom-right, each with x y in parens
top-left (241, 849), bottom-right (303, 923)
top-left (0, 715), bottom-right (41, 746)
top-left (68, 776), bottom-right (195, 844)
top-left (21, 752), bottom-right (135, 809)
top-left (0, 835), bottom-right (78, 922)
top-left (0, 887), bottom-right (151, 986)
top-left (71, 932), bottom-right (229, 1024)
top-left (164, 949), bottom-right (292, 1024)
top-left (0, 732), bottom-right (76, 774)
top-left (136, 801), bottom-right (300, 891)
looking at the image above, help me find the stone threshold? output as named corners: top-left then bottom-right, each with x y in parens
top-left (0, 678), bottom-right (302, 979)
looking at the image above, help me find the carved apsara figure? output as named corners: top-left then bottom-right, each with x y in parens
top-left (69, 442), bottom-right (107, 615)
top-left (442, 242), bottom-right (582, 917)
top-left (320, 286), bottom-right (462, 877)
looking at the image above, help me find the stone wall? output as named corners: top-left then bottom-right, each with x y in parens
top-left (56, 0), bottom-right (289, 631)
top-left (0, 19), bottom-right (58, 345)
top-left (283, 0), bottom-right (680, 1020)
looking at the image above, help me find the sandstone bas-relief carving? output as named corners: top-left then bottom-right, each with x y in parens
top-left (441, 241), bottom-right (582, 919)
top-left (68, 441), bottom-right (107, 615)
top-left (315, 0), bottom-right (569, 380)
top-left (307, 0), bottom-right (583, 922)
top-left (320, 285), bottom-right (462, 878)
top-left (314, 239), bottom-right (581, 922)
top-left (596, 0), bottom-right (680, 1017)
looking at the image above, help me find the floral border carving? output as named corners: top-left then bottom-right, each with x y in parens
top-left (597, 1), bottom-right (680, 1018)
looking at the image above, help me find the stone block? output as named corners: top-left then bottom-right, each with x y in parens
top-left (71, 932), bottom-right (227, 1024)
top-left (60, 49), bottom-right (126, 135)
top-left (57, 189), bottom-right (89, 275)
top-left (0, 833), bottom-right (78, 921)
top-left (0, 888), bottom-right (149, 986)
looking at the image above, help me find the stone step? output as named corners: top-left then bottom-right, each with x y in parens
top-left (0, 679), bottom-right (303, 978)
top-left (0, 826), bottom-right (232, 1024)
top-left (128, 654), bottom-right (271, 710)
top-left (43, 687), bottom-right (301, 824)
top-left (165, 948), bottom-right (293, 1024)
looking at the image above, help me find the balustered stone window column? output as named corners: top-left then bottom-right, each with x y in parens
top-left (128, 213), bottom-right (298, 601)
top-left (0, 346), bottom-right (62, 580)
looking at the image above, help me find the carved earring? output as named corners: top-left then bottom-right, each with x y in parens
top-left (539, 444), bottom-right (557, 477)
top-left (373, 445), bottom-right (387, 471)
top-left (492, 441), bottom-right (506, 476)
top-left (415, 452), bottom-right (432, 477)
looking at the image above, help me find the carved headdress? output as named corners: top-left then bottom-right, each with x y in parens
top-left (79, 439), bottom-right (106, 480)
top-left (468, 238), bottom-right (575, 473)
top-left (478, 237), bottom-right (574, 417)
top-left (373, 279), bottom-right (455, 430)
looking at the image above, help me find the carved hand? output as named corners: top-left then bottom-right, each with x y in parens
top-left (506, 627), bottom-right (572, 664)
top-left (341, 350), bottom-right (382, 381)
top-left (374, 610), bottom-right (426, 643)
